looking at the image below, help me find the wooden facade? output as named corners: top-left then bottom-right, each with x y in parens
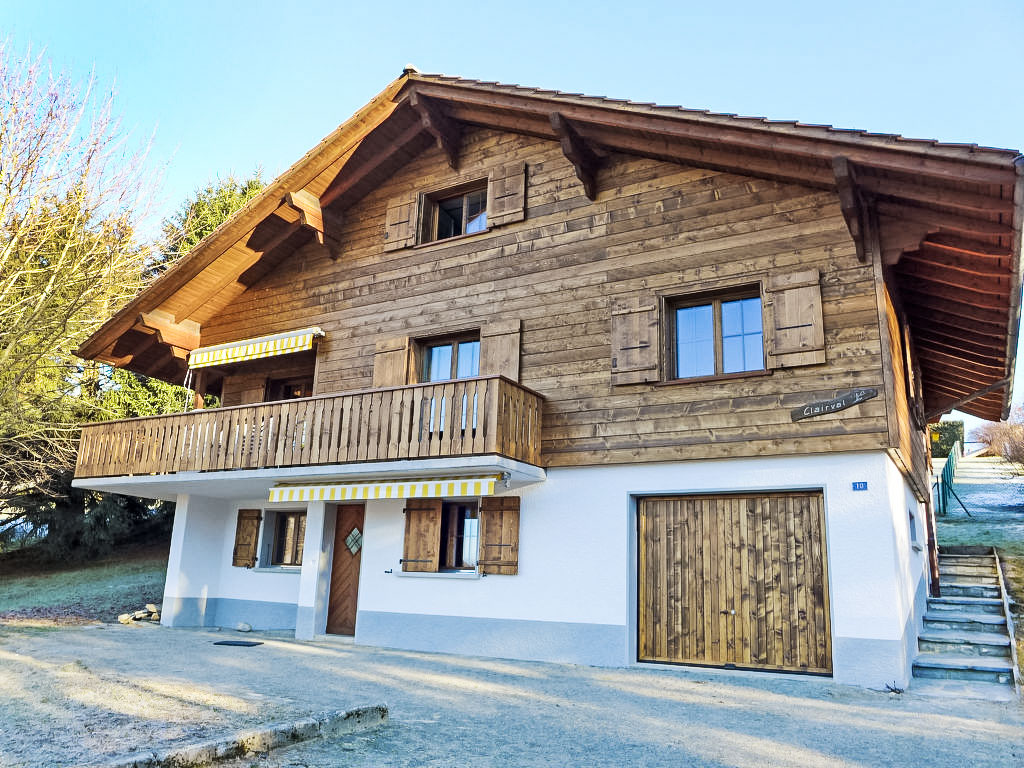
top-left (73, 73), bottom-right (1021, 508)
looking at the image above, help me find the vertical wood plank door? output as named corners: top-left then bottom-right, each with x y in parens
top-left (638, 492), bottom-right (831, 674)
top-left (326, 504), bottom-right (365, 636)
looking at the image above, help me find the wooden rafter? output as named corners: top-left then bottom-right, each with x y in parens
top-left (876, 200), bottom-right (1013, 238)
top-left (898, 258), bottom-right (1010, 296)
top-left (855, 174), bottom-right (1015, 216)
top-left (320, 119), bottom-right (427, 208)
top-left (409, 92), bottom-right (462, 170)
top-left (924, 377), bottom-right (1010, 421)
top-left (550, 112), bottom-right (605, 200)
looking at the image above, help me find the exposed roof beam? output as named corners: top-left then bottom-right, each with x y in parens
top-left (914, 335), bottom-right (1006, 368)
top-left (409, 92), bottom-right (462, 170)
top-left (913, 246), bottom-right (1013, 277)
top-left (913, 327), bottom-right (1007, 356)
top-left (855, 175), bottom-right (1015, 215)
top-left (875, 200), bottom-right (1014, 238)
top-left (916, 345), bottom-right (1005, 375)
top-left (909, 314), bottom-right (1006, 342)
top-left (320, 119), bottom-right (427, 208)
top-left (897, 257), bottom-right (1011, 296)
top-left (900, 286), bottom-right (1010, 321)
top-left (550, 112), bottom-right (605, 200)
top-left (924, 377), bottom-right (1010, 421)
top-left (406, 81), bottom-right (1017, 186)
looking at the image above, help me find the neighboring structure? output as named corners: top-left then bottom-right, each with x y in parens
top-left (72, 70), bottom-right (1022, 689)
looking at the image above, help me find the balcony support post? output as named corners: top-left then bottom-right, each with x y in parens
top-left (295, 500), bottom-right (333, 640)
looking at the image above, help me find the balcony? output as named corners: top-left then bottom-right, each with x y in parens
top-left (75, 376), bottom-right (542, 480)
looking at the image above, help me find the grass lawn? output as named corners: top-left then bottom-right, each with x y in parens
top-left (0, 542), bottom-right (168, 622)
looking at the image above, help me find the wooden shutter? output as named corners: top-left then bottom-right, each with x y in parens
top-left (232, 509), bottom-right (261, 568)
top-left (765, 269), bottom-right (825, 369)
top-left (384, 196), bottom-right (418, 251)
top-left (478, 496), bottom-right (520, 575)
top-left (487, 161), bottom-right (527, 227)
top-left (610, 294), bottom-right (660, 385)
top-left (480, 319), bottom-right (521, 381)
top-left (372, 336), bottom-right (410, 387)
top-left (402, 498), bottom-right (441, 572)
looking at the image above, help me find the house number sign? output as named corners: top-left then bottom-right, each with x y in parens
top-left (791, 387), bottom-right (878, 422)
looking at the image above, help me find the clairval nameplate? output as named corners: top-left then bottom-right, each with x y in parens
top-left (791, 387), bottom-right (879, 422)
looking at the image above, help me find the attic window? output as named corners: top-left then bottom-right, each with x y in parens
top-left (423, 183), bottom-right (487, 243)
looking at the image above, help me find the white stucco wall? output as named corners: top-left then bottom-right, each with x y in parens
top-left (161, 450), bottom-right (929, 687)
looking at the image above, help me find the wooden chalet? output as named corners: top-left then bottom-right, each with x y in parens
top-left (73, 69), bottom-right (1022, 688)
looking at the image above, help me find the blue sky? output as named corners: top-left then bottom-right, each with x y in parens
top-left (5, 0), bottom-right (1023, 429)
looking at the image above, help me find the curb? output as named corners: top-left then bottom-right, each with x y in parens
top-left (96, 704), bottom-right (388, 768)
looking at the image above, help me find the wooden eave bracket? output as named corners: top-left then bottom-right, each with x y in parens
top-left (137, 309), bottom-right (201, 350)
top-left (550, 112), bottom-right (605, 200)
top-left (410, 92), bottom-right (462, 170)
top-left (282, 190), bottom-right (343, 259)
top-left (833, 156), bottom-right (873, 263)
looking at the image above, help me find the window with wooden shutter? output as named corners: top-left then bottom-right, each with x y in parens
top-left (384, 196), bottom-right (418, 251)
top-left (765, 269), bottom-right (825, 368)
top-left (610, 295), bottom-right (660, 385)
top-left (232, 509), bottom-right (261, 568)
top-left (478, 496), bottom-right (520, 575)
top-left (486, 161), bottom-right (527, 227)
top-left (480, 320), bottom-right (521, 381)
top-left (372, 337), bottom-right (411, 387)
top-left (402, 498), bottom-right (442, 572)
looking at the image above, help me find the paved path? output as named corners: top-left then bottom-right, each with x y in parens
top-left (1, 623), bottom-right (1022, 767)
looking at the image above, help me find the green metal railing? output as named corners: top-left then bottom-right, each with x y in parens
top-left (935, 440), bottom-right (970, 516)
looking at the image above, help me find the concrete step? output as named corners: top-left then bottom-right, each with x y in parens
top-left (937, 557), bottom-right (995, 569)
top-left (918, 629), bottom-right (1011, 658)
top-left (937, 561), bottom-right (995, 573)
top-left (912, 653), bottom-right (1015, 685)
top-left (937, 573), bottom-right (999, 586)
top-left (910, 677), bottom-right (1019, 702)
top-left (923, 612), bottom-right (1007, 632)
top-left (940, 582), bottom-right (1001, 599)
top-left (927, 596), bottom-right (1005, 615)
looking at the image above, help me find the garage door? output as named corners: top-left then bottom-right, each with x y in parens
top-left (638, 492), bottom-right (831, 674)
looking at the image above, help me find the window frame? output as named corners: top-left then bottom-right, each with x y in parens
top-left (665, 287), bottom-right (767, 384)
top-left (417, 331), bottom-right (481, 383)
top-left (420, 180), bottom-right (489, 245)
top-left (261, 508), bottom-right (306, 568)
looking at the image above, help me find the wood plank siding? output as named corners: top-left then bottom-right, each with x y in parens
top-left (75, 376), bottom-right (541, 478)
top-left (194, 126), bottom-right (892, 473)
top-left (638, 492), bottom-right (832, 674)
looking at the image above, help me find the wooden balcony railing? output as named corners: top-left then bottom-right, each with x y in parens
top-left (75, 376), bottom-right (542, 479)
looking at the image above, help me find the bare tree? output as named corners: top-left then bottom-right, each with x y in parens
top-left (971, 407), bottom-right (1024, 474)
top-left (0, 43), bottom-right (154, 506)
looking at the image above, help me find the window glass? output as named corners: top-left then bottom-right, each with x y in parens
top-left (272, 511), bottom-right (306, 566)
top-left (722, 297), bottom-right (764, 374)
top-left (455, 340), bottom-right (480, 378)
top-left (425, 343), bottom-right (454, 382)
top-left (436, 196), bottom-right (463, 240)
top-left (676, 304), bottom-right (715, 378)
top-left (441, 501), bottom-right (478, 570)
top-left (465, 189), bottom-right (488, 234)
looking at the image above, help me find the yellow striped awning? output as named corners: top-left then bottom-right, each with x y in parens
top-left (268, 475), bottom-right (500, 503)
top-left (188, 327), bottom-right (324, 369)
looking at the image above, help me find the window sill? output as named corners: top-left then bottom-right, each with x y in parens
top-left (413, 228), bottom-right (492, 249)
top-left (252, 566), bottom-right (302, 574)
top-left (396, 570), bottom-right (481, 580)
top-left (655, 369), bottom-right (771, 387)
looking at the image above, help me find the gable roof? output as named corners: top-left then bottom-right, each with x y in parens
top-left (78, 70), bottom-right (1023, 421)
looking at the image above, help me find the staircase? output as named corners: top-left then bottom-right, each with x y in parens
top-left (912, 550), bottom-right (1019, 700)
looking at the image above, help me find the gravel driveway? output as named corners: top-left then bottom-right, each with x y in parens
top-left (0, 621), bottom-right (1021, 767)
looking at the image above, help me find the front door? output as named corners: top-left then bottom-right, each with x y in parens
top-left (326, 504), bottom-right (365, 636)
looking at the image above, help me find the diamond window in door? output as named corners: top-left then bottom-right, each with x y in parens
top-left (344, 527), bottom-right (362, 555)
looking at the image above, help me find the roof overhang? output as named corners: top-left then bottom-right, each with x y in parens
top-left (77, 71), bottom-right (1023, 420)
